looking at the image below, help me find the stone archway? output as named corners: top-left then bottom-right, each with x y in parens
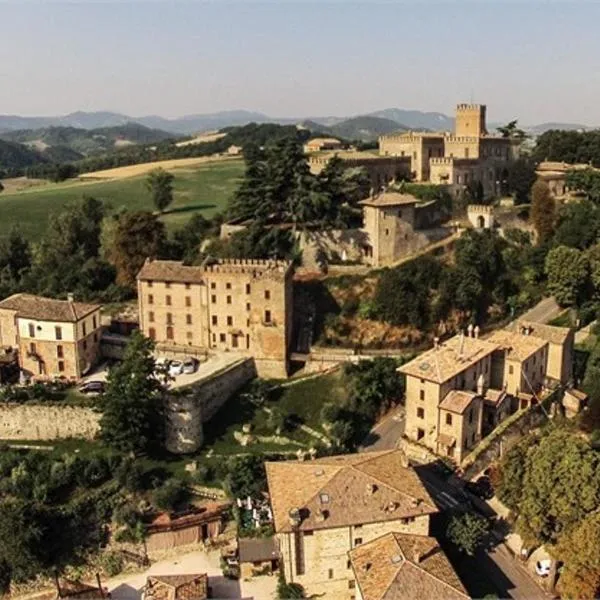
top-left (477, 215), bottom-right (485, 229)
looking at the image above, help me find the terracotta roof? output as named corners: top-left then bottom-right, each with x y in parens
top-left (349, 532), bottom-right (469, 600)
top-left (0, 293), bottom-right (99, 323)
top-left (439, 390), bottom-right (479, 414)
top-left (305, 137), bottom-right (342, 146)
top-left (398, 335), bottom-right (498, 384)
top-left (265, 450), bottom-right (437, 534)
top-left (516, 321), bottom-right (572, 345)
top-left (137, 258), bottom-right (292, 283)
top-left (484, 388), bottom-right (508, 406)
top-left (145, 574), bottom-right (208, 600)
top-left (238, 536), bottom-right (279, 563)
top-left (486, 330), bottom-right (548, 363)
top-left (146, 502), bottom-right (230, 534)
top-left (359, 191), bottom-right (419, 208)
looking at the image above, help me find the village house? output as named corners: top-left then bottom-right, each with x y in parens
top-left (400, 323), bottom-right (573, 463)
top-left (137, 258), bottom-right (294, 378)
top-left (142, 574), bottom-right (208, 600)
top-left (265, 449), bottom-right (438, 599)
top-left (0, 293), bottom-right (102, 381)
top-left (304, 137), bottom-right (344, 153)
top-left (237, 537), bottom-right (280, 578)
top-left (348, 531), bottom-right (469, 600)
top-left (379, 104), bottom-right (516, 199)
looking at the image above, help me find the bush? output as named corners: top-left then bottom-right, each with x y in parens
top-left (100, 551), bottom-right (124, 577)
top-left (152, 478), bottom-right (188, 512)
top-left (446, 513), bottom-right (490, 556)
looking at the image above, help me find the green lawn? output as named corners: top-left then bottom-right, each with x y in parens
top-left (0, 159), bottom-right (244, 239)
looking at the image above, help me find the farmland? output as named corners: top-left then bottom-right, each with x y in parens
top-left (0, 157), bottom-right (244, 239)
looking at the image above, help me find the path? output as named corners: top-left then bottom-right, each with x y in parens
top-left (517, 297), bottom-right (562, 325)
top-left (359, 405), bottom-right (405, 452)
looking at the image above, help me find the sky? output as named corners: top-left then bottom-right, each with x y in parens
top-left (1, 1), bottom-right (600, 124)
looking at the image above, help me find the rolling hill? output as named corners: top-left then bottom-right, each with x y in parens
top-left (303, 115), bottom-right (407, 141)
top-left (0, 139), bottom-right (47, 173)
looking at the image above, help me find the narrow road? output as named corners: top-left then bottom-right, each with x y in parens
top-left (359, 406), bottom-right (405, 451)
top-left (516, 297), bottom-right (562, 325)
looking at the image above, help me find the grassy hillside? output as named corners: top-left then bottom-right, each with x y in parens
top-left (0, 159), bottom-right (244, 239)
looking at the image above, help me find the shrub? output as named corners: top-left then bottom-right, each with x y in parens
top-left (100, 551), bottom-right (124, 577)
top-left (152, 478), bottom-right (188, 512)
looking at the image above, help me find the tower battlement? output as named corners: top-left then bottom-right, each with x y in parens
top-left (467, 204), bottom-right (494, 215)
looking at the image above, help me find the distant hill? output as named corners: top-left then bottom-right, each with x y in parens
top-left (368, 108), bottom-right (454, 131)
top-left (1, 123), bottom-right (176, 158)
top-left (302, 115), bottom-right (406, 142)
top-left (524, 122), bottom-right (596, 136)
top-left (0, 139), bottom-right (47, 173)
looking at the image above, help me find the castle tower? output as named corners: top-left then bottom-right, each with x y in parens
top-left (455, 104), bottom-right (487, 138)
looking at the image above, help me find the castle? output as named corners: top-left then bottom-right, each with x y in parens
top-left (379, 104), bottom-right (517, 198)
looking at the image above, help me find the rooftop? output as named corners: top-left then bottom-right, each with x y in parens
top-left (0, 293), bottom-right (99, 323)
top-left (349, 532), bottom-right (469, 600)
top-left (486, 329), bottom-right (548, 363)
top-left (238, 536), bottom-right (280, 564)
top-left (484, 388), bottom-right (508, 406)
top-left (439, 390), bottom-right (479, 414)
top-left (399, 334), bottom-right (498, 384)
top-left (145, 574), bottom-right (208, 600)
top-left (305, 137), bottom-right (342, 145)
top-left (359, 191), bottom-right (419, 208)
top-left (265, 450), bottom-right (437, 534)
top-left (514, 321), bottom-right (572, 345)
top-left (137, 258), bottom-right (292, 284)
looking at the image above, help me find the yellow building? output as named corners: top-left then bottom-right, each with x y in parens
top-left (137, 258), bottom-right (294, 378)
top-left (265, 450), bottom-right (438, 599)
top-left (0, 293), bottom-right (101, 381)
top-left (304, 137), bottom-right (344, 153)
top-left (379, 104), bottom-right (515, 198)
top-left (348, 532), bottom-right (469, 600)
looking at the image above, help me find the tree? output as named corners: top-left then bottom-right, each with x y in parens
top-left (497, 440), bottom-right (530, 512)
top-left (171, 213), bottom-right (212, 264)
top-left (530, 180), bottom-right (555, 242)
top-left (497, 119), bottom-right (526, 140)
top-left (507, 158), bottom-right (537, 205)
top-left (106, 211), bottom-right (167, 287)
top-left (146, 168), bottom-right (175, 212)
top-left (277, 570), bottom-right (306, 599)
top-left (446, 512), bottom-right (490, 556)
top-left (152, 478), bottom-right (188, 512)
top-left (556, 512), bottom-right (600, 600)
top-left (224, 455), bottom-right (267, 499)
top-left (545, 246), bottom-right (589, 307)
top-left (554, 200), bottom-right (600, 250)
top-left (566, 168), bottom-right (600, 203)
top-left (99, 331), bottom-right (164, 455)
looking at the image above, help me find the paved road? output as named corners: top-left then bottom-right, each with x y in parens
top-left (359, 406), bottom-right (405, 451)
top-left (516, 297), bottom-right (562, 325)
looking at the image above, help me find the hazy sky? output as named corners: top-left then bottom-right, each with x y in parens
top-left (2, 1), bottom-right (600, 124)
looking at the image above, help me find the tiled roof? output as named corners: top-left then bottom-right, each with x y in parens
top-left (484, 388), bottom-right (508, 406)
top-left (517, 321), bottom-right (572, 345)
top-left (349, 532), bottom-right (469, 600)
top-left (439, 390), bottom-right (479, 414)
top-left (399, 335), bottom-right (498, 384)
top-left (265, 450), bottom-right (437, 533)
top-left (137, 258), bottom-right (292, 283)
top-left (486, 330), bottom-right (548, 363)
top-left (145, 574), bottom-right (208, 600)
top-left (238, 536), bottom-right (279, 563)
top-left (0, 293), bottom-right (99, 323)
top-left (359, 191), bottom-right (419, 207)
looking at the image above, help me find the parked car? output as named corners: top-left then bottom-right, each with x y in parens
top-left (168, 360), bottom-right (184, 376)
top-left (536, 559), bottom-right (552, 577)
top-left (182, 357), bottom-right (198, 374)
top-left (79, 380), bottom-right (106, 395)
top-left (154, 357), bottom-right (170, 376)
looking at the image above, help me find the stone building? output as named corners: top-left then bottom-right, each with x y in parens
top-left (379, 104), bottom-right (515, 199)
top-left (304, 137), bottom-right (344, 153)
top-left (348, 532), bottom-right (469, 600)
top-left (265, 450), bottom-right (438, 599)
top-left (400, 323), bottom-right (573, 463)
top-left (359, 191), bottom-right (448, 267)
top-left (137, 258), bottom-right (294, 378)
top-left (467, 204), bottom-right (495, 229)
top-left (0, 293), bottom-right (102, 381)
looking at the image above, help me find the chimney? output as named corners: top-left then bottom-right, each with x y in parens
top-left (477, 373), bottom-right (485, 397)
top-left (316, 509), bottom-right (329, 522)
top-left (67, 293), bottom-right (74, 303)
top-left (467, 324), bottom-right (474, 338)
top-left (366, 483), bottom-right (377, 495)
top-left (474, 325), bottom-right (480, 339)
top-left (413, 549), bottom-right (423, 563)
top-left (288, 507), bottom-right (301, 528)
top-left (433, 337), bottom-right (440, 350)
top-left (459, 331), bottom-right (465, 357)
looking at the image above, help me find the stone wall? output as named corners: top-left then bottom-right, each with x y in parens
top-left (297, 229), bottom-right (366, 271)
top-left (0, 404), bottom-right (100, 440)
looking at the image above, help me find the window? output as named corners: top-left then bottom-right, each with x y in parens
top-left (94, 333), bottom-right (98, 343)
top-left (185, 283), bottom-right (191, 290)
top-left (166, 295), bottom-right (172, 306)
top-left (446, 413), bottom-right (452, 426)
top-left (509, 365), bottom-right (514, 375)
top-left (165, 282), bottom-right (171, 289)
top-left (149, 327), bottom-right (156, 340)
top-left (465, 148), bottom-right (470, 158)
top-left (354, 538), bottom-right (363, 546)
top-left (226, 282), bottom-right (232, 289)
top-left (227, 316), bottom-right (233, 326)
top-left (246, 334), bottom-right (250, 349)
top-left (82, 322), bottom-right (87, 336)
top-left (166, 326), bottom-right (174, 340)
top-left (93, 316), bottom-right (97, 329)
top-left (264, 310), bottom-right (271, 323)
top-left (212, 333), bottom-right (216, 343)
top-left (232, 334), bottom-right (239, 348)
top-left (186, 331), bottom-right (193, 340)
top-left (28, 323), bottom-right (36, 338)
top-left (417, 407), bottom-right (424, 419)
top-left (349, 581), bottom-right (356, 590)
top-left (397, 209), bottom-right (403, 218)
top-left (211, 282), bottom-right (216, 289)
top-left (347, 560), bottom-right (352, 569)
top-left (385, 228), bottom-right (390, 236)
top-left (58, 361), bottom-right (65, 372)
top-left (468, 408), bottom-right (473, 424)
top-left (147, 281), bottom-right (153, 288)
top-left (227, 295), bottom-right (232, 304)
top-left (220, 333), bottom-right (226, 343)
top-left (29, 342), bottom-right (36, 354)
top-left (471, 432), bottom-right (476, 444)
top-left (57, 345), bottom-right (64, 358)
top-left (185, 296), bottom-right (191, 307)
top-left (265, 290), bottom-right (271, 300)
top-left (55, 326), bottom-right (62, 340)
top-left (247, 319), bottom-right (250, 327)
top-left (246, 284), bottom-right (251, 294)
top-left (166, 313), bottom-right (173, 325)
top-left (83, 340), bottom-right (87, 351)
top-left (328, 569), bottom-right (334, 580)
top-left (186, 314), bottom-right (192, 325)
top-left (417, 428), bottom-right (425, 441)
top-left (246, 303), bottom-right (251, 311)
top-left (212, 315), bottom-right (218, 326)
top-left (419, 389), bottom-right (425, 401)
top-left (211, 295), bottom-right (217, 304)
top-left (148, 294), bottom-right (154, 305)
top-left (149, 311), bottom-right (155, 323)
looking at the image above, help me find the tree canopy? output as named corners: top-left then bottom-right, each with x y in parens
top-left (530, 180), bottom-right (555, 242)
top-left (545, 245), bottom-right (589, 307)
top-left (146, 168), bottom-right (175, 212)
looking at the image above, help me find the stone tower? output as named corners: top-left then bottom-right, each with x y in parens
top-left (455, 104), bottom-right (487, 138)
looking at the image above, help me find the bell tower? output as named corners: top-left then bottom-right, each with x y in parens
top-left (455, 104), bottom-right (487, 138)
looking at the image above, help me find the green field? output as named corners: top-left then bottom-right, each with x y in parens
top-left (0, 159), bottom-right (244, 239)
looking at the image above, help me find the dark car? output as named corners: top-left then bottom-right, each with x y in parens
top-left (79, 380), bottom-right (106, 395)
top-left (466, 476), bottom-right (494, 500)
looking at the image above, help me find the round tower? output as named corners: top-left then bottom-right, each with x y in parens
top-left (165, 393), bottom-right (203, 454)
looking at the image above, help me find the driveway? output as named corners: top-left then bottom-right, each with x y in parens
top-left (359, 405), bottom-right (405, 451)
top-left (516, 297), bottom-right (562, 325)
top-left (105, 548), bottom-right (277, 600)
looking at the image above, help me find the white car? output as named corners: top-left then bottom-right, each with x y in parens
top-left (535, 559), bottom-right (552, 577)
top-left (182, 357), bottom-right (198, 374)
top-left (168, 360), bottom-right (184, 376)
